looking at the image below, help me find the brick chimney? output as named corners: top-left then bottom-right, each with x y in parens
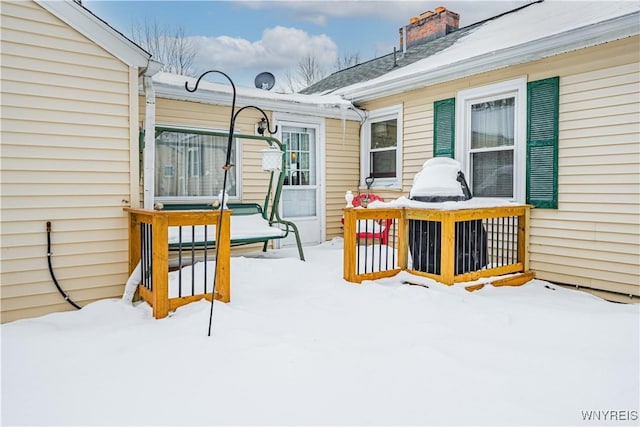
top-left (399, 6), bottom-right (460, 50)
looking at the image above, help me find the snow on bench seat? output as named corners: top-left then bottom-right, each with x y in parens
top-left (168, 213), bottom-right (286, 245)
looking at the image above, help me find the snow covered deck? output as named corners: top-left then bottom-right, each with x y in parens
top-left (342, 204), bottom-right (532, 286)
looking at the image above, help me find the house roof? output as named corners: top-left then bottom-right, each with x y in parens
top-left (302, 0), bottom-right (640, 103)
top-left (35, 0), bottom-right (151, 71)
top-left (300, 24), bottom-right (478, 97)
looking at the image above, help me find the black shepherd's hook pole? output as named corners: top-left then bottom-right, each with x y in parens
top-left (185, 70), bottom-right (277, 337)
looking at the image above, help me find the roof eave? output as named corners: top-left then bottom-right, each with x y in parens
top-left (338, 12), bottom-right (640, 103)
top-left (151, 80), bottom-right (363, 121)
top-left (35, 0), bottom-right (151, 68)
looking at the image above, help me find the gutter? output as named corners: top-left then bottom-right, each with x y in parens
top-left (152, 79), bottom-right (363, 121)
top-left (337, 11), bottom-right (640, 103)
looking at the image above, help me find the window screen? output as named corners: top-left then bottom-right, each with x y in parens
top-left (470, 97), bottom-right (515, 198)
top-left (155, 129), bottom-right (237, 199)
top-left (369, 118), bottom-right (397, 178)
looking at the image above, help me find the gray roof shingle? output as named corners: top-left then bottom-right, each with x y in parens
top-left (301, 26), bottom-right (478, 95)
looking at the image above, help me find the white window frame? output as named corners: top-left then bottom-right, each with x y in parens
top-left (360, 104), bottom-right (403, 189)
top-left (188, 146), bottom-right (201, 177)
top-left (152, 124), bottom-right (242, 204)
top-left (455, 78), bottom-right (527, 203)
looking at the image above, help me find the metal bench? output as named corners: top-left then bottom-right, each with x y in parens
top-left (160, 202), bottom-right (305, 260)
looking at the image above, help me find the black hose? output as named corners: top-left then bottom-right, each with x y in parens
top-left (46, 221), bottom-right (81, 310)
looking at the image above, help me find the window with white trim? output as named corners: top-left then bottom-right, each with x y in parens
top-left (361, 105), bottom-right (402, 188)
top-left (154, 127), bottom-right (238, 201)
top-left (456, 78), bottom-right (527, 202)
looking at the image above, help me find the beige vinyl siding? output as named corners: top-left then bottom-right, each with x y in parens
top-left (325, 118), bottom-right (361, 239)
top-left (357, 36), bottom-right (639, 299)
top-left (0, 1), bottom-right (134, 322)
top-left (531, 60), bottom-right (639, 297)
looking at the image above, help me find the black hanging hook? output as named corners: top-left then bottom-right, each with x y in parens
top-left (186, 70), bottom-right (237, 168)
top-left (235, 105), bottom-right (278, 136)
top-left (185, 70), bottom-right (278, 337)
top-left (185, 69), bottom-right (236, 95)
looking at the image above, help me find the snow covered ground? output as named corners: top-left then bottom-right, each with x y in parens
top-left (2, 239), bottom-right (638, 426)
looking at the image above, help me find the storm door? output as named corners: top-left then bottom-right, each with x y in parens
top-left (280, 125), bottom-right (321, 245)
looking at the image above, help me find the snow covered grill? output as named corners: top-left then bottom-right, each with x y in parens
top-left (408, 210), bottom-right (523, 276)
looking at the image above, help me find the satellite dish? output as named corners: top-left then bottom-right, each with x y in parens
top-left (254, 72), bottom-right (275, 90)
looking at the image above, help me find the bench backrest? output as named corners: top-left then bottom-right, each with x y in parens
top-left (160, 202), bottom-right (264, 217)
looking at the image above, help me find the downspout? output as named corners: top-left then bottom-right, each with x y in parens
top-left (129, 66), bottom-right (141, 208)
top-left (123, 61), bottom-right (160, 302)
top-left (137, 59), bottom-right (162, 209)
top-left (142, 73), bottom-right (157, 209)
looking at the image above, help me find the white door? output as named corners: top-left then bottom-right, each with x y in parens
top-left (278, 124), bottom-right (322, 246)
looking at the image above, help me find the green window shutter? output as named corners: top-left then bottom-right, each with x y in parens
top-left (527, 77), bottom-right (559, 208)
top-left (433, 98), bottom-right (455, 158)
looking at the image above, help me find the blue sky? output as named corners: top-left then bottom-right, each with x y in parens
top-left (84, 1), bottom-right (530, 90)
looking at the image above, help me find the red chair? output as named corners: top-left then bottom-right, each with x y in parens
top-left (351, 192), bottom-right (384, 208)
top-left (343, 193), bottom-right (393, 245)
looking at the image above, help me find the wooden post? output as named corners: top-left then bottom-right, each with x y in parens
top-left (152, 212), bottom-right (169, 319)
top-left (343, 208), bottom-right (357, 283)
top-left (215, 210), bottom-right (231, 303)
top-left (519, 206), bottom-right (531, 271)
top-left (397, 208), bottom-right (408, 271)
top-left (127, 211), bottom-right (141, 278)
top-left (440, 215), bottom-right (455, 285)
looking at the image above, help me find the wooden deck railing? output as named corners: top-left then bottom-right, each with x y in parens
top-left (343, 208), bottom-right (405, 283)
top-left (125, 208), bottom-right (231, 319)
top-left (343, 205), bottom-right (531, 285)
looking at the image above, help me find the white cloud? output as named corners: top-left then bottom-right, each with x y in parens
top-left (299, 14), bottom-right (328, 26)
top-left (239, 1), bottom-right (533, 28)
top-left (189, 26), bottom-right (338, 89)
top-left (241, 1), bottom-right (419, 23)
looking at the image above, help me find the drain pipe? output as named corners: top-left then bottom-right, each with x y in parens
top-left (120, 62), bottom-right (160, 301)
top-left (46, 221), bottom-right (81, 310)
top-left (142, 72), bottom-right (158, 209)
